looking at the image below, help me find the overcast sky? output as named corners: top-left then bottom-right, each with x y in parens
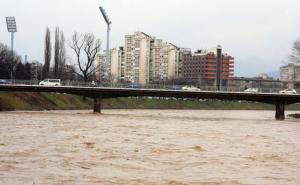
top-left (1, 0), bottom-right (300, 77)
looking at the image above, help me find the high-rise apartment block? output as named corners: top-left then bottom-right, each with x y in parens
top-left (97, 32), bottom-right (235, 85)
top-left (97, 51), bottom-right (106, 82)
top-left (97, 47), bottom-right (125, 83)
top-left (151, 40), bottom-right (180, 82)
top-left (124, 32), bottom-right (152, 84)
top-left (98, 31), bottom-right (183, 84)
top-left (110, 47), bottom-right (125, 83)
top-left (280, 63), bottom-right (300, 82)
top-left (182, 49), bottom-right (234, 84)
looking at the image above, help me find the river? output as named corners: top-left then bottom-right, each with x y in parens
top-left (0, 110), bottom-right (299, 185)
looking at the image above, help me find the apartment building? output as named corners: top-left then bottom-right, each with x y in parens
top-left (97, 47), bottom-right (125, 83)
top-left (151, 40), bottom-right (180, 82)
top-left (121, 31), bottom-right (185, 84)
top-left (110, 47), bottom-right (125, 83)
top-left (99, 31), bottom-right (236, 85)
top-left (280, 63), bottom-right (300, 82)
top-left (124, 32), bottom-right (152, 84)
top-left (97, 51), bottom-right (106, 82)
top-left (182, 49), bottom-right (234, 84)
top-left (178, 48), bottom-right (192, 78)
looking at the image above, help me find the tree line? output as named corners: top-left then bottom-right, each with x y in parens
top-left (0, 42), bottom-right (31, 80)
top-left (42, 27), bottom-right (101, 82)
top-left (41, 27), bottom-right (71, 80)
top-left (0, 26), bottom-right (101, 82)
top-left (1, 30), bottom-right (300, 83)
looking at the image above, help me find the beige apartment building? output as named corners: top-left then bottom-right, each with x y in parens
top-left (97, 51), bottom-right (106, 82)
top-left (124, 32), bottom-right (152, 84)
top-left (98, 31), bottom-right (184, 85)
top-left (151, 40), bottom-right (180, 82)
top-left (97, 47), bottom-right (125, 83)
top-left (110, 47), bottom-right (125, 83)
top-left (124, 31), bottom-right (183, 84)
top-left (280, 63), bottom-right (300, 82)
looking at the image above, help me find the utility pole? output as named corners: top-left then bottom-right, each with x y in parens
top-left (99, 6), bottom-right (112, 81)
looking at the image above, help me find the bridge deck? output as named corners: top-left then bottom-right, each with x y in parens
top-left (0, 85), bottom-right (299, 104)
top-left (0, 85), bottom-right (299, 120)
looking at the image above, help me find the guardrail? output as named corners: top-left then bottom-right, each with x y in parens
top-left (0, 79), bottom-right (298, 94)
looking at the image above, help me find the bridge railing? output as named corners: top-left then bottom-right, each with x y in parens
top-left (1, 79), bottom-right (298, 94)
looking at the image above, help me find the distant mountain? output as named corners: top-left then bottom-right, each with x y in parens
top-left (268, 70), bottom-right (280, 80)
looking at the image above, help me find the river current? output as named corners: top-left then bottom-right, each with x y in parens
top-left (0, 110), bottom-right (299, 185)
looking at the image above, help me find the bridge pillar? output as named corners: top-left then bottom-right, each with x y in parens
top-left (93, 97), bottom-right (102, 113)
top-left (275, 103), bottom-right (285, 120)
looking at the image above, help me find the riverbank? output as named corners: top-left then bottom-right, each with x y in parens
top-left (288, 113), bottom-right (300, 118)
top-left (0, 92), bottom-right (92, 111)
top-left (0, 92), bottom-right (300, 111)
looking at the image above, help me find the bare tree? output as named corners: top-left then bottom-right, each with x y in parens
top-left (290, 39), bottom-right (300, 64)
top-left (69, 32), bottom-right (101, 82)
top-left (42, 27), bottom-right (51, 79)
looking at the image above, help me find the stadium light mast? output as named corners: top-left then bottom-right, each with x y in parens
top-left (99, 6), bottom-right (112, 80)
top-left (6, 16), bottom-right (17, 81)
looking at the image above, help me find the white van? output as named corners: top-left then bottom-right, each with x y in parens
top-left (39, 79), bottom-right (61, 86)
top-left (244, 88), bottom-right (258, 93)
top-left (279, 89), bottom-right (297, 94)
top-left (181, 86), bottom-right (201, 91)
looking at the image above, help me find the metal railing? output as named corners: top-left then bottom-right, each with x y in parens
top-left (0, 79), bottom-right (298, 94)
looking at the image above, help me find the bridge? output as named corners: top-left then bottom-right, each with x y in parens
top-left (0, 85), bottom-right (300, 120)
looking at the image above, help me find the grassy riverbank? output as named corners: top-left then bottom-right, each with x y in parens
top-left (0, 92), bottom-right (92, 111)
top-left (0, 92), bottom-right (300, 111)
top-left (288, 114), bottom-right (300, 118)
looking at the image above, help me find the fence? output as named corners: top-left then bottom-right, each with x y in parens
top-left (0, 79), bottom-right (298, 94)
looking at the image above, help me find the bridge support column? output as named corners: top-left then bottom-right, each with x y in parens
top-left (275, 103), bottom-right (285, 120)
top-left (93, 97), bottom-right (102, 113)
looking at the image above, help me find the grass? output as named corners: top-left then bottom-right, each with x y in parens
top-left (0, 92), bottom-right (92, 111)
top-left (102, 98), bottom-right (300, 110)
top-left (0, 92), bottom-right (300, 111)
top-left (288, 113), bottom-right (300, 118)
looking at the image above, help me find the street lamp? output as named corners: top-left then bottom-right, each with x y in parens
top-left (6, 16), bottom-right (17, 82)
top-left (99, 6), bottom-right (112, 81)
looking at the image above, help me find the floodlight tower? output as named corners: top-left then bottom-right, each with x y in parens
top-left (99, 6), bottom-right (112, 80)
top-left (6, 17), bottom-right (17, 81)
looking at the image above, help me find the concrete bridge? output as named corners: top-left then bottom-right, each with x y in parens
top-left (0, 85), bottom-right (300, 120)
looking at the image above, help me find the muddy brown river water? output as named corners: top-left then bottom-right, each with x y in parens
top-left (0, 110), bottom-right (299, 185)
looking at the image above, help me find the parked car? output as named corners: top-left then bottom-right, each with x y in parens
top-left (181, 86), bottom-right (201, 91)
top-left (244, 88), bottom-right (258, 93)
top-left (167, 85), bottom-right (181, 90)
top-left (39, 79), bottom-right (61, 86)
top-left (127, 83), bottom-right (142, 88)
top-left (0, 79), bottom-right (10, 84)
top-left (279, 89), bottom-right (297, 94)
